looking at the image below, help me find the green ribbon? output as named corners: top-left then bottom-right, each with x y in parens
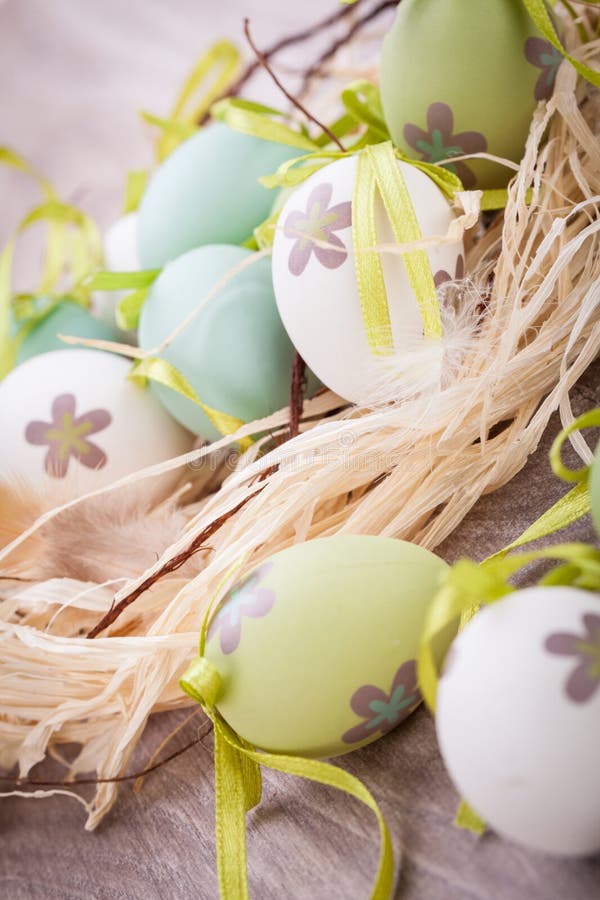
top-left (143, 40), bottom-right (242, 161)
top-left (181, 641), bottom-right (394, 899)
top-left (0, 148), bottom-right (101, 378)
top-left (416, 407), bottom-right (600, 833)
top-left (130, 356), bottom-right (253, 451)
top-left (418, 411), bottom-right (599, 714)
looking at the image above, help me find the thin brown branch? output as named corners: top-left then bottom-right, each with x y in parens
top-left (87, 492), bottom-right (260, 638)
top-left (289, 352), bottom-right (308, 439)
top-left (198, 0), bottom-right (366, 125)
top-left (0, 719), bottom-right (214, 789)
top-left (299, 0), bottom-right (397, 97)
top-left (243, 18), bottom-right (346, 151)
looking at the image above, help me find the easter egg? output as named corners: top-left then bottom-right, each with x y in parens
top-left (204, 535), bottom-right (449, 758)
top-left (139, 244), bottom-right (316, 440)
top-left (93, 212), bottom-right (141, 331)
top-left (380, 0), bottom-right (562, 188)
top-left (0, 349), bottom-right (192, 494)
top-left (15, 299), bottom-right (118, 365)
top-left (436, 586), bottom-right (600, 856)
top-left (272, 154), bottom-right (463, 402)
top-left (589, 443), bottom-right (600, 538)
top-left (138, 124), bottom-right (298, 268)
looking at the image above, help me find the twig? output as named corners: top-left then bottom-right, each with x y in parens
top-left (243, 18), bottom-right (345, 151)
top-left (87, 493), bottom-right (260, 638)
top-left (0, 719), bottom-right (214, 788)
top-left (289, 352), bottom-right (308, 439)
top-left (198, 0), bottom-right (365, 125)
top-left (298, 0), bottom-right (397, 97)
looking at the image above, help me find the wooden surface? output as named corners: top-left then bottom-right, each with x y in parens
top-left (1, 2), bottom-right (600, 898)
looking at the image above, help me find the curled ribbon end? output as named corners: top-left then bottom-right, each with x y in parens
top-left (180, 655), bottom-right (222, 709)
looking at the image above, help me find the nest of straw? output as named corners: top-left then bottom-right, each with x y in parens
top-left (1, 14), bottom-right (600, 829)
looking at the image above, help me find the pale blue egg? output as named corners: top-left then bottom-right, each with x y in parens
top-left (138, 244), bottom-right (315, 440)
top-left (138, 124), bottom-right (298, 268)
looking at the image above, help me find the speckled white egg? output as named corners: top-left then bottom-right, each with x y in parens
top-left (93, 212), bottom-right (141, 331)
top-left (0, 349), bottom-right (192, 495)
top-left (436, 586), bottom-right (600, 857)
top-left (272, 154), bottom-right (463, 403)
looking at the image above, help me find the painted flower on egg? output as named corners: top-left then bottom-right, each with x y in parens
top-left (434, 254), bottom-right (465, 288)
top-left (283, 182), bottom-right (352, 276)
top-left (342, 659), bottom-right (421, 744)
top-left (403, 103), bottom-right (487, 189)
top-left (545, 612), bottom-right (600, 703)
top-left (25, 393), bottom-right (111, 478)
top-left (525, 37), bottom-right (562, 101)
top-left (209, 563), bottom-right (275, 655)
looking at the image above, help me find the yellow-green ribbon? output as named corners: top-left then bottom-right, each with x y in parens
top-left (180, 654), bottom-right (394, 900)
top-left (130, 356), bottom-right (253, 451)
top-left (143, 40), bottom-right (241, 162)
top-left (522, 0), bottom-right (600, 88)
top-left (0, 149), bottom-right (101, 378)
top-left (418, 408), bottom-right (600, 713)
top-left (123, 169), bottom-right (149, 214)
top-left (351, 141), bottom-right (446, 354)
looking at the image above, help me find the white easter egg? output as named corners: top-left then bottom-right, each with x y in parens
top-left (272, 155), bottom-right (463, 402)
top-left (436, 586), bottom-right (600, 857)
top-left (0, 349), bottom-right (192, 496)
top-left (93, 212), bottom-right (141, 331)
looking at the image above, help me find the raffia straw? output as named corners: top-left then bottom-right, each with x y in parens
top-left (1, 17), bottom-right (600, 829)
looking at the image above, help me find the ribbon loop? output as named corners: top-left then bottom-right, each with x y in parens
top-left (180, 656), bottom-right (222, 709)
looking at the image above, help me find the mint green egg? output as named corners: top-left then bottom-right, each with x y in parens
top-left (138, 124), bottom-right (298, 268)
top-left (380, 0), bottom-right (561, 189)
top-left (204, 535), bottom-right (449, 759)
top-left (138, 244), bottom-right (309, 440)
top-left (590, 444), bottom-right (600, 538)
top-left (15, 299), bottom-right (118, 365)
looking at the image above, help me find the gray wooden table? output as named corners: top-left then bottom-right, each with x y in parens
top-left (1, 2), bottom-right (600, 897)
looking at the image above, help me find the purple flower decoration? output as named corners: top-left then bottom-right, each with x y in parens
top-left (283, 182), bottom-right (352, 276)
top-left (434, 254), bottom-right (465, 289)
top-left (342, 659), bottom-right (421, 745)
top-left (404, 102), bottom-right (487, 189)
top-left (25, 393), bottom-right (111, 478)
top-left (525, 37), bottom-right (562, 101)
top-left (545, 612), bottom-right (600, 703)
top-left (209, 563), bottom-right (275, 655)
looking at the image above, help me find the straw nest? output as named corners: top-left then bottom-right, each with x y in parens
top-left (1, 15), bottom-right (600, 829)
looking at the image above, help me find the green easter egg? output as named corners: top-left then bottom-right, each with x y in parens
top-left (590, 444), bottom-right (600, 537)
top-left (138, 244), bottom-right (305, 440)
top-left (204, 535), bottom-right (449, 758)
top-left (380, 0), bottom-right (562, 189)
top-left (16, 299), bottom-right (118, 365)
top-left (138, 124), bottom-right (299, 267)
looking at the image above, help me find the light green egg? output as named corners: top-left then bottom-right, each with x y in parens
top-left (138, 244), bottom-right (315, 440)
top-left (15, 299), bottom-right (118, 365)
top-left (590, 444), bottom-right (600, 538)
top-left (138, 123), bottom-right (299, 268)
top-left (380, 0), bottom-right (562, 189)
top-left (204, 535), bottom-right (449, 759)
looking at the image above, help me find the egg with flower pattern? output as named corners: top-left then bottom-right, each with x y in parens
top-left (0, 349), bottom-right (192, 496)
top-left (271, 154), bottom-right (463, 403)
top-left (203, 535), bottom-right (448, 758)
top-left (380, 0), bottom-right (563, 188)
top-left (436, 586), bottom-right (600, 856)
